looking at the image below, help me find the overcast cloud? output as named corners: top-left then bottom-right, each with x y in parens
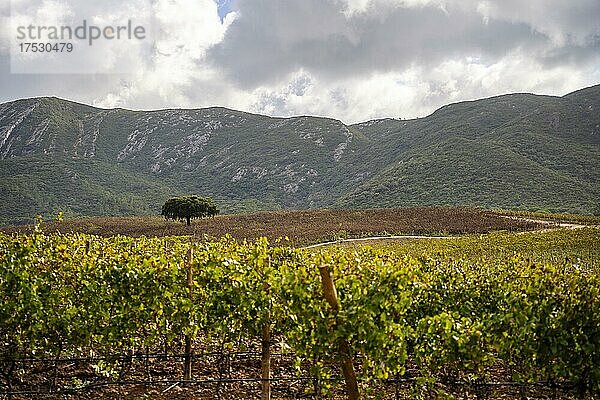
top-left (1, 0), bottom-right (599, 123)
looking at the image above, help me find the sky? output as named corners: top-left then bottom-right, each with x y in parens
top-left (1, 0), bottom-right (599, 123)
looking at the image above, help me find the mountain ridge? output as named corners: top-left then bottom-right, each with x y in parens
top-left (1, 84), bottom-right (598, 225)
top-left (4, 84), bottom-right (592, 125)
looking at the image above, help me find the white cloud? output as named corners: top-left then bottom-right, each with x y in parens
top-left (237, 51), bottom-right (600, 124)
top-left (93, 0), bottom-right (231, 108)
top-left (0, 0), bottom-right (599, 123)
top-left (474, 0), bottom-right (600, 47)
top-left (5, 0), bottom-right (157, 73)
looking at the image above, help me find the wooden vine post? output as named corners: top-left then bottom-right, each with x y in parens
top-left (183, 248), bottom-right (194, 384)
top-left (261, 281), bottom-right (271, 400)
top-left (318, 264), bottom-right (360, 400)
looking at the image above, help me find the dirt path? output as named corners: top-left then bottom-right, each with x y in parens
top-left (499, 216), bottom-right (590, 234)
top-left (302, 234), bottom-right (458, 249)
top-left (302, 216), bottom-right (595, 249)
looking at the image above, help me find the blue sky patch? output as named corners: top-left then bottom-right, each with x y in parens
top-left (216, 0), bottom-right (234, 21)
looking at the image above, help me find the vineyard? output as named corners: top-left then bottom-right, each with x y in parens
top-left (1, 207), bottom-right (545, 245)
top-left (1, 225), bottom-right (599, 399)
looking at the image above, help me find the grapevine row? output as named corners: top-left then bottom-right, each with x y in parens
top-left (0, 229), bottom-right (598, 396)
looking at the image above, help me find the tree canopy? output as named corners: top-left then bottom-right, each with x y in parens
top-left (161, 196), bottom-right (220, 225)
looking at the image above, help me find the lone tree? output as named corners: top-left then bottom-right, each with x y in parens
top-left (161, 195), bottom-right (220, 226)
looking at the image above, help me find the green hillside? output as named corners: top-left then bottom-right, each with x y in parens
top-left (0, 85), bottom-right (598, 225)
top-left (342, 87), bottom-right (600, 214)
